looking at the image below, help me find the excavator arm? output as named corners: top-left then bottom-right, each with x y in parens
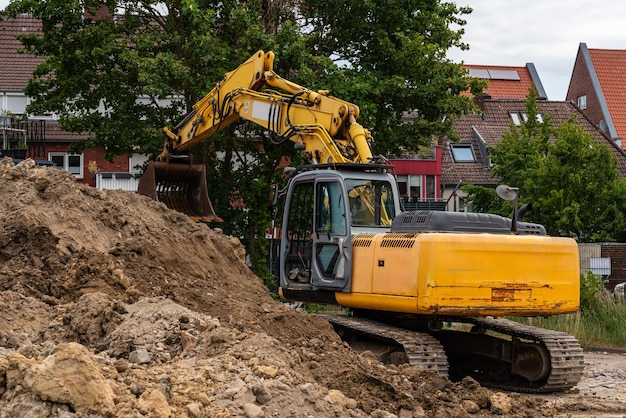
top-left (158, 50), bottom-right (373, 165)
top-left (139, 50), bottom-right (375, 221)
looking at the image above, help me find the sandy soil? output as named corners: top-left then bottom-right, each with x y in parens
top-left (0, 157), bottom-right (624, 417)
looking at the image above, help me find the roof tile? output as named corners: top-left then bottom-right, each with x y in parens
top-left (0, 15), bottom-right (44, 91)
top-left (443, 100), bottom-right (626, 186)
top-left (588, 48), bottom-right (626, 141)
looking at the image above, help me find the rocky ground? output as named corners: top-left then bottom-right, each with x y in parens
top-left (535, 350), bottom-right (626, 417)
top-left (0, 158), bottom-right (624, 417)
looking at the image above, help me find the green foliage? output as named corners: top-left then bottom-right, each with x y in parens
top-left (461, 184), bottom-right (508, 215)
top-left (300, 0), bottom-right (482, 155)
top-left (464, 89), bottom-right (626, 242)
top-left (579, 271), bottom-right (606, 312)
top-left (583, 290), bottom-right (626, 347)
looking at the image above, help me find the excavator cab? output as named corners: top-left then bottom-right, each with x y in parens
top-left (137, 158), bottom-right (223, 223)
top-left (271, 164), bottom-right (401, 293)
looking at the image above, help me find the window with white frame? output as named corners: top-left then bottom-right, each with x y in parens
top-left (510, 111), bottom-right (543, 126)
top-left (49, 152), bottom-right (84, 179)
top-left (578, 95), bottom-right (587, 110)
top-left (451, 144), bottom-right (476, 162)
top-left (396, 175), bottom-right (421, 201)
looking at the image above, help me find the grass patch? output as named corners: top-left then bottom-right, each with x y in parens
top-left (513, 272), bottom-right (626, 348)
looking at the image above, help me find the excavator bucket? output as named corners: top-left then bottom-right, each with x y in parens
top-left (137, 161), bottom-right (223, 223)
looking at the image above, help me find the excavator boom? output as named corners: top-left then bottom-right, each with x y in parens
top-left (138, 50), bottom-right (374, 220)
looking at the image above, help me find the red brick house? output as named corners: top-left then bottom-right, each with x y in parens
top-left (0, 13), bottom-right (142, 189)
top-left (566, 43), bottom-right (626, 149)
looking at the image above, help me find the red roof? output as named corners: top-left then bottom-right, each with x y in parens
top-left (463, 64), bottom-right (539, 100)
top-left (0, 15), bottom-right (44, 91)
top-left (588, 48), bottom-right (626, 141)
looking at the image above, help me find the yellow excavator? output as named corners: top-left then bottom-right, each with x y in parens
top-left (138, 50), bottom-right (584, 393)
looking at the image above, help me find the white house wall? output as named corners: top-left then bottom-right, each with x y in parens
top-left (1, 92), bottom-right (27, 115)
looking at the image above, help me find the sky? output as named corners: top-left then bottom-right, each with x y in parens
top-left (448, 0), bottom-right (626, 100)
top-left (2, 0), bottom-right (625, 100)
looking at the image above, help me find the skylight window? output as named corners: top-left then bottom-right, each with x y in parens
top-left (451, 144), bottom-right (476, 162)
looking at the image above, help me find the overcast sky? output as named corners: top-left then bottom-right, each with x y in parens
top-left (448, 0), bottom-right (626, 100)
top-left (2, 0), bottom-right (625, 100)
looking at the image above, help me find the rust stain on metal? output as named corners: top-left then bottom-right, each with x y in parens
top-left (492, 288), bottom-right (532, 302)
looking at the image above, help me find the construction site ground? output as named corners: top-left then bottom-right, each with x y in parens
top-left (0, 158), bottom-right (625, 417)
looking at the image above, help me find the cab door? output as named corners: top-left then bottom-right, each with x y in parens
top-left (310, 180), bottom-right (352, 291)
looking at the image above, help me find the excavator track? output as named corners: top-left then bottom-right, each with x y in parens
top-left (320, 314), bottom-right (583, 393)
top-left (454, 317), bottom-right (585, 393)
top-left (319, 314), bottom-right (448, 375)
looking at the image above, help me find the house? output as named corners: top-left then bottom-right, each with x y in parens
top-left (442, 98), bottom-right (626, 212)
top-left (387, 144), bottom-right (445, 211)
top-left (383, 63), bottom-right (547, 212)
top-left (0, 13), bottom-right (145, 190)
top-left (566, 42), bottom-right (626, 149)
top-left (437, 63), bottom-right (549, 209)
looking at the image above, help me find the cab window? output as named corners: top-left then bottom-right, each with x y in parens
top-left (346, 179), bottom-right (395, 227)
top-left (316, 181), bottom-right (346, 236)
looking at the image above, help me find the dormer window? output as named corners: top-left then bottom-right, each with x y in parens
top-left (578, 95), bottom-right (587, 109)
top-left (510, 111), bottom-right (543, 126)
top-left (510, 112), bottom-right (521, 126)
top-left (451, 144), bottom-right (476, 162)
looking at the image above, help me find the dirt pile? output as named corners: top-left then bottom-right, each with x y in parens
top-left (0, 158), bottom-right (557, 417)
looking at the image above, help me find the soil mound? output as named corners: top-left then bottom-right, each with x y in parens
top-left (0, 158), bottom-right (555, 417)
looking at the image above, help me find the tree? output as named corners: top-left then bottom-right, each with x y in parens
top-left (6, 0), bottom-right (310, 283)
top-left (465, 90), bottom-right (626, 242)
top-left (300, 0), bottom-right (484, 155)
top-left (6, 0), bottom-right (480, 279)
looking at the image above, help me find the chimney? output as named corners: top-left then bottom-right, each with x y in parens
top-left (473, 94), bottom-right (492, 112)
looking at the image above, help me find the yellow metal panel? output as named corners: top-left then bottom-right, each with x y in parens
top-left (335, 292), bottom-right (418, 313)
top-left (346, 232), bottom-right (580, 317)
top-left (370, 234), bottom-right (421, 296)
top-left (415, 233), bottom-right (580, 316)
top-left (350, 234), bottom-right (376, 294)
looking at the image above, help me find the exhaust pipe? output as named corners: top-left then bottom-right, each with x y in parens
top-left (517, 203), bottom-right (532, 222)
